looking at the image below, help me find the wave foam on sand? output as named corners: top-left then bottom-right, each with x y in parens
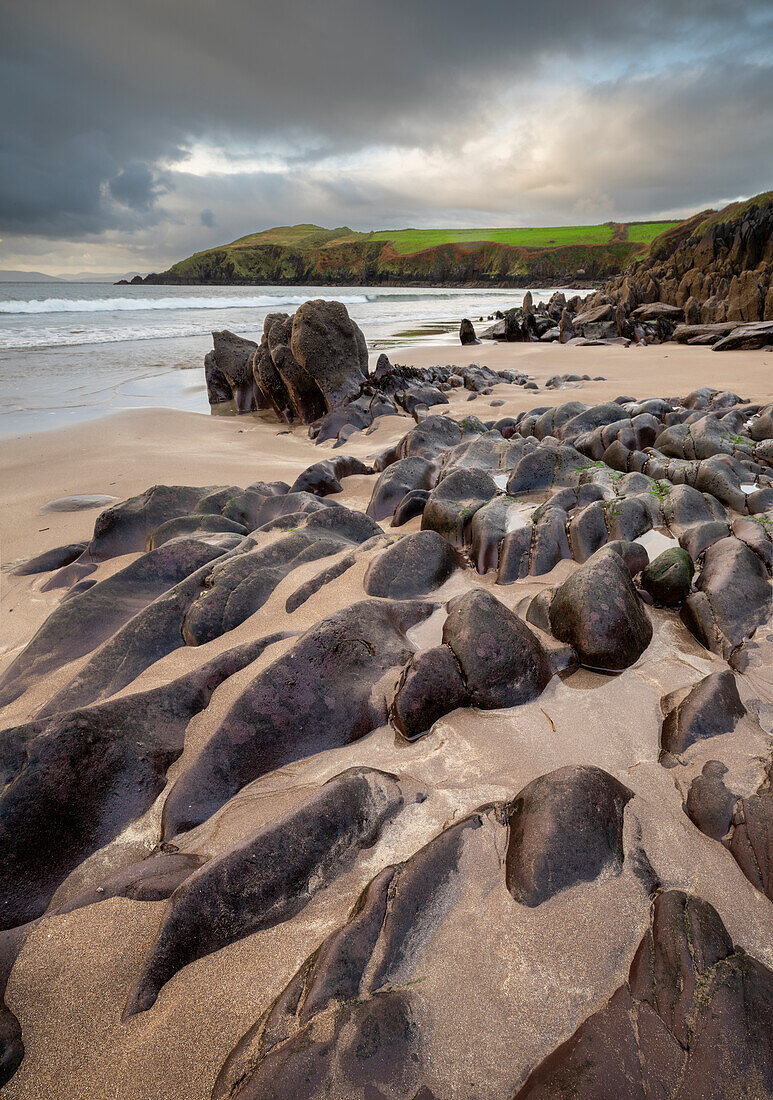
top-left (0, 293), bottom-right (371, 314)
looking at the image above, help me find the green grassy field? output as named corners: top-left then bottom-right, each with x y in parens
top-left (358, 222), bottom-right (680, 254)
top-left (625, 221), bottom-right (682, 244)
top-left (230, 224), bottom-right (352, 250)
top-left (365, 225), bottom-right (616, 252)
top-left (224, 220), bottom-right (681, 257)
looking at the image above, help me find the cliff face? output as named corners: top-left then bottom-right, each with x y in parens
top-left (142, 238), bottom-right (645, 288)
top-left (598, 193), bottom-right (773, 322)
top-left (141, 199), bottom-right (773, 295)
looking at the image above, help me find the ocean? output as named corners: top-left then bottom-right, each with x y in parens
top-left (0, 282), bottom-right (570, 438)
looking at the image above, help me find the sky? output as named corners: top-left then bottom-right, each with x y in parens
top-left (1, 0), bottom-right (772, 274)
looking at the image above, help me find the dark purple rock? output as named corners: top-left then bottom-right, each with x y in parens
top-left (443, 589), bottom-right (551, 709)
top-left (391, 645), bottom-right (469, 741)
top-left (515, 890), bottom-right (773, 1099)
top-left (125, 767), bottom-right (406, 1017)
top-left (364, 530), bottom-right (460, 599)
top-left (661, 670), bottom-right (746, 761)
top-left (506, 765), bottom-right (632, 907)
top-left (549, 546), bottom-right (653, 671)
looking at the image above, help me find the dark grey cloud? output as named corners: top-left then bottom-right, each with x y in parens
top-left (0, 0), bottom-right (771, 267)
top-left (108, 164), bottom-right (167, 211)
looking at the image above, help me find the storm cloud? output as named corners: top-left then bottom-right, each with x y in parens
top-left (1, 0), bottom-right (771, 272)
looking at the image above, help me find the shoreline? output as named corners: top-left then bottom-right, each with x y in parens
top-left (0, 286), bottom-right (567, 440)
top-left (3, 336), bottom-right (772, 444)
top-left (2, 340), bottom-right (771, 564)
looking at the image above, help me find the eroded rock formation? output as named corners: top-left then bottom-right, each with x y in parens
top-left (2, 380), bottom-right (772, 1096)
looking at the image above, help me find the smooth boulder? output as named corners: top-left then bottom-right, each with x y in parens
top-left (506, 765), bottom-right (633, 907)
top-left (660, 670), bottom-right (746, 759)
top-left (548, 546), bottom-right (653, 670)
top-left (125, 767), bottom-right (406, 1016)
top-left (391, 645), bottom-right (469, 741)
top-left (640, 546), bottom-right (695, 605)
top-left (364, 530), bottom-right (460, 598)
top-left (443, 589), bottom-right (552, 709)
top-left (162, 599), bottom-right (435, 836)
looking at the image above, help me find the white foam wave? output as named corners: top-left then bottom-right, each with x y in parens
top-left (0, 293), bottom-right (370, 315)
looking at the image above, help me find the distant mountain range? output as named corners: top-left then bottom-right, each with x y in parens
top-left (0, 270), bottom-right (62, 282)
top-left (0, 270), bottom-right (142, 283)
top-left (138, 219), bottom-right (682, 288)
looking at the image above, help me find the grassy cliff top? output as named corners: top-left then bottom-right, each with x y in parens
top-left (690, 190), bottom-right (773, 235)
top-left (229, 225), bottom-right (355, 249)
top-left (221, 219), bottom-right (680, 257)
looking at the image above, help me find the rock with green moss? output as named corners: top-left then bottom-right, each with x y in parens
top-left (641, 546), bottom-right (694, 605)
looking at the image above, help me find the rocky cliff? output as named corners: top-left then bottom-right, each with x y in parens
top-left (139, 228), bottom-right (655, 288)
top-left (596, 192), bottom-right (773, 323)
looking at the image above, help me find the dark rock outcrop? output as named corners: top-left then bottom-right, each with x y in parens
top-left (0, 538), bottom-right (224, 707)
top-left (506, 766), bottom-right (633, 907)
top-left (125, 767), bottom-right (407, 1016)
top-left (290, 299), bottom-right (369, 410)
top-left (11, 541), bottom-right (88, 575)
top-left (515, 890), bottom-right (773, 1099)
top-left (0, 637), bottom-right (281, 929)
top-left (266, 314), bottom-right (328, 423)
top-left (460, 318), bottom-right (481, 345)
top-left (548, 546), bottom-right (653, 670)
top-left (7, 366), bottom-right (773, 1095)
top-left (681, 535), bottom-right (771, 657)
top-left (726, 781), bottom-right (773, 901)
top-left (391, 487), bottom-right (431, 526)
top-left (660, 670), bottom-right (746, 760)
top-left (684, 761), bottom-right (737, 841)
top-left (364, 530), bottom-right (460, 599)
top-left (289, 455), bottom-right (372, 497)
top-left (38, 555), bottom-right (245, 715)
top-left (162, 599), bottom-right (434, 836)
top-left (203, 301), bottom-right (370, 422)
top-left (181, 507), bottom-right (380, 646)
top-left (207, 330), bottom-right (259, 411)
top-left (594, 195), bottom-right (773, 325)
top-left (390, 590), bottom-right (553, 740)
top-left (212, 809), bottom-right (491, 1100)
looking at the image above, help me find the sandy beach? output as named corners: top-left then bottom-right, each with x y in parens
top-left (1, 336), bottom-right (772, 1098)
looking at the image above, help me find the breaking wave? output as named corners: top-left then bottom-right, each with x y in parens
top-left (0, 293), bottom-right (371, 315)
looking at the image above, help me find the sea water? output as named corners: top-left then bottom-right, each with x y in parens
top-left (0, 282), bottom-right (573, 438)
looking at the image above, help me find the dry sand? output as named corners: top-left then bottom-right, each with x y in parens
top-left (1, 339), bottom-right (772, 1099)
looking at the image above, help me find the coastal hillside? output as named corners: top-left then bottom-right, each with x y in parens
top-left (139, 219), bottom-right (679, 288)
top-left (594, 191), bottom-right (773, 322)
